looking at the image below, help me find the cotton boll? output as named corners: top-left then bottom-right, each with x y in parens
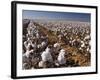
top-left (54, 43), bottom-right (60, 53)
top-left (24, 50), bottom-right (33, 58)
top-left (54, 43), bottom-right (60, 48)
top-left (57, 49), bottom-right (66, 65)
top-left (41, 41), bottom-right (47, 48)
top-left (38, 61), bottom-right (45, 68)
top-left (24, 41), bottom-right (28, 49)
top-left (37, 44), bottom-right (42, 49)
top-left (36, 32), bottom-right (40, 39)
top-left (81, 41), bottom-right (85, 47)
top-left (24, 50), bottom-right (30, 58)
top-left (45, 47), bottom-right (51, 53)
top-left (41, 47), bottom-right (53, 62)
top-left (84, 35), bottom-right (90, 40)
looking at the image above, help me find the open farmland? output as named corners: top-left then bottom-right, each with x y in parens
top-left (22, 19), bottom-right (91, 69)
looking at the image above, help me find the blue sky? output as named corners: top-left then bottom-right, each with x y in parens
top-left (22, 10), bottom-right (91, 22)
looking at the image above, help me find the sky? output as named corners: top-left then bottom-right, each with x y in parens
top-left (22, 10), bottom-right (91, 22)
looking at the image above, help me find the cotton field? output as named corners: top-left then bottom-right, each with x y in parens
top-left (22, 19), bottom-right (91, 69)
